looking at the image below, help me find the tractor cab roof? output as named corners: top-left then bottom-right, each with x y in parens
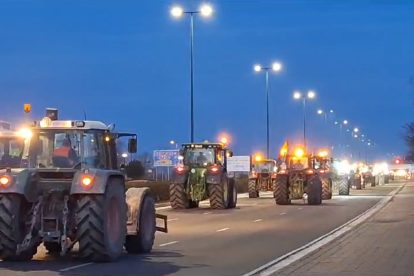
top-left (0, 129), bottom-right (21, 138)
top-left (182, 143), bottom-right (226, 150)
top-left (253, 158), bottom-right (276, 163)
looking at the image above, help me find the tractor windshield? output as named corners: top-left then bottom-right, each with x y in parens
top-left (0, 137), bottom-right (24, 168)
top-left (289, 157), bottom-right (309, 170)
top-left (183, 148), bottom-right (215, 167)
top-left (22, 129), bottom-right (104, 169)
top-left (253, 161), bottom-right (275, 172)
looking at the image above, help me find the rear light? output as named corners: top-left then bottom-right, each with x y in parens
top-left (211, 166), bottom-right (219, 173)
top-left (81, 176), bottom-right (93, 188)
top-left (176, 166), bottom-right (184, 173)
top-left (319, 170), bottom-right (325, 174)
top-left (279, 170), bottom-right (286, 174)
top-left (307, 169), bottom-right (314, 174)
top-left (0, 176), bottom-right (10, 187)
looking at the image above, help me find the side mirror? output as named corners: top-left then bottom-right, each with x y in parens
top-left (128, 138), bottom-right (137, 153)
top-left (120, 164), bottom-right (126, 170)
top-left (228, 150), bottom-right (233, 157)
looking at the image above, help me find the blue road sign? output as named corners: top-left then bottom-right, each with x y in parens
top-left (153, 150), bottom-right (179, 167)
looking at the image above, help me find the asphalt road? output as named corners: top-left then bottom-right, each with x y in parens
top-left (0, 182), bottom-right (402, 276)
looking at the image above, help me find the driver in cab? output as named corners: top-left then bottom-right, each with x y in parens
top-left (196, 152), bottom-right (209, 164)
top-left (53, 138), bottom-right (79, 167)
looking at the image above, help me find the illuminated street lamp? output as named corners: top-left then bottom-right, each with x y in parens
top-left (354, 128), bottom-right (359, 132)
top-left (253, 62), bottom-right (283, 158)
top-left (171, 4), bottom-right (213, 143)
top-left (170, 140), bottom-right (178, 149)
top-left (122, 153), bottom-right (128, 164)
top-left (293, 90), bottom-right (316, 151)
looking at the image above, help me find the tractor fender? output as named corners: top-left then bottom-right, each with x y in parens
top-left (70, 169), bottom-right (124, 195)
top-left (171, 170), bottom-right (188, 185)
top-left (206, 170), bottom-right (226, 184)
top-left (0, 168), bottom-right (39, 200)
top-left (125, 187), bottom-right (151, 235)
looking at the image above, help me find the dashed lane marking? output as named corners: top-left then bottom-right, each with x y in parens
top-left (60, 263), bottom-right (93, 272)
top-left (159, 241), bottom-right (178, 247)
top-left (280, 212), bottom-right (286, 215)
top-left (254, 219), bottom-right (262, 222)
top-left (167, 218), bottom-right (178, 222)
top-left (216, 227), bottom-right (230, 232)
top-left (203, 212), bottom-right (212, 214)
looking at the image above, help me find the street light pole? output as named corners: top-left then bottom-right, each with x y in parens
top-left (265, 69), bottom-right (270, 159)
top-left (253, 62), bottom-right (283, 158)
top-left (190, 13), bottom-right (195, 143)
top-left (294, 90), bottom-right (315, 152)
top-left (171, 5), bottom-right (213, 143)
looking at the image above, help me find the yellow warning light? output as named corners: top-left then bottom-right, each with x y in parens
top-left (294, 148), bottom-right (304, 158)
top-left (318, 150), bottom-right (328, 157)
top-left (254, 154), bottom-right (263, 162)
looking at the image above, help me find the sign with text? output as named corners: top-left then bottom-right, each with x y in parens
top-left (227, 156), bottom-right (251, 172)
top-left (153, 150), bottom-right (179, 167)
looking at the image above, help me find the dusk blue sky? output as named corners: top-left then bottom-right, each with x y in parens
top-left (0, 0), bottom-right (413, 162)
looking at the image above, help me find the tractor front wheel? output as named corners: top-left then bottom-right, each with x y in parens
top-left (209, 176), bottom-right (230, 209)
top-left (248, 179), bottom-right (259, 198)
top-left (307, 175), bottom-right (322, 205)
top-left (338, 176), bottom-right (350, 195)
top-left (322, 178), bottom-right (332, 200)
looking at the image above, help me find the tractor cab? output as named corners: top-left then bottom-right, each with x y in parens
top-left (179, 141), bottom-right (233, 169)
top-left (251, 154), bottom-right (277, 177)
top-left (0, 128), bottom-right (25, 169)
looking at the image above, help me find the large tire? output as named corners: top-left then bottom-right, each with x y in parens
top-left (0, 194), bottom-right (39, 261)
top-left (76, 178), bottom-right (127, 262)
top-left (338, 177), bottom-right (350, 195)
top-left (248, 179), bottom-right (259, 198)
top-left (209, 175), bottom-right (230, 209)
top-left (125, 192), bottom-right (156, 254)
top-left (371, 176), bottom-right (377, 187)
top-left (307, 175), bottom-right (322, 205)
top-left (169, 183), bottom-right (198, 209)
top-left (321, 178), bottom-right (332, 200)
top-left (274, 175), bottom-right (291, 205)
top-left (228, 178), bottom-right (238, 208)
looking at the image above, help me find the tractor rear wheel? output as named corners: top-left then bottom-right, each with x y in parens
top-left (170, 183), bottom-right (197, 209)
top-left (338, 177), bottom-right (350, 195)
top-left (353, 178), bottom-right (362, 190)
top-left (274, 175), bottom-right (291, 205)
top-left (209, 176), bottom-right (230, 209)
top-left (76, 178), bottom-right (127, 262)
top-left (125, 191), bottom-right (156, 254)
top-left (307, 175), bottom-right (322, 205)
top-left (248, 179), bottom-right (259, 198)
top-left (321, 178), bottom-right (332, 200)
top-left (0, 194), bottom-right (39, 261)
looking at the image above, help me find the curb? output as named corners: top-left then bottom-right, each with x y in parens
top-left (241, 183), bottom-right (405, 276)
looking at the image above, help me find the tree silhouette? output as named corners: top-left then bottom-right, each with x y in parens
top-left (126, 160), bottom-right (146, 180)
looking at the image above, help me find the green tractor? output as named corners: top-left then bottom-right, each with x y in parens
top-left (274, 148), bottom-right (323, 205)
top-left (169, 142), bottom-right (237, 210)
top-left (248, 154), bottom-right (277, 198)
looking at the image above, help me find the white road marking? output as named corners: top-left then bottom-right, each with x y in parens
top-left (59, 263), bottom-right (93, 272)
top-left (159, 241), bottom-right (178, 247)
top-left (216, 227), bottom-right (230, 232)
top-left (254, 219), bottom-right (262, 222)
top-left (203, 212), bottom-right (212, 215)
top-left (167, 218), bottom-right (178, 222)
top-left (280, 212), bottom-right (286, 215)
top-left (298, 207), bottom-right (303, 210)
top-left (240, 184), bottom-right (405, 276)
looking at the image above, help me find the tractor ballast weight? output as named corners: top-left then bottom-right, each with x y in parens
top-left (274, 153), bottom-right (323, 205)
top-left (248, 157), bottom-right (277, 198)
top-left (0, 114), bottom-right (167, 263)
top-left (170, 142), bottom-right (237, 210)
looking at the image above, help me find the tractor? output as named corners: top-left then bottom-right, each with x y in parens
top-left (169, 141), bottom-right (237, 210)
top-left (361, 164), bottom-right (376, 187)
top-left (247, 154), bottom-right (277, 198)
top-left (0, 110), bottom-right (167, 262)
top-left (311, 151), bottom-right (334, 200)
top-left (274, 147), bottom-right (323, 205)
top-left (0, 128), bottom-right (25, 169)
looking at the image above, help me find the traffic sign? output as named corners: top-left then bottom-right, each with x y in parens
top-left (153, 150), bottom-right (180, 167)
